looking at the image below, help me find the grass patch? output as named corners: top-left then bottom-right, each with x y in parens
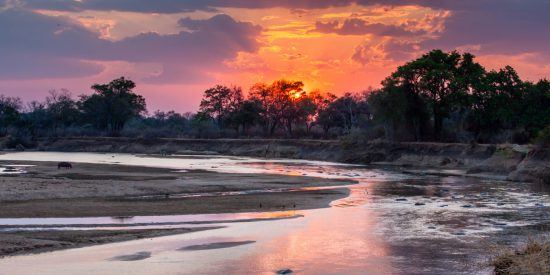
top-left (491, 238), bottom-right (549, 275)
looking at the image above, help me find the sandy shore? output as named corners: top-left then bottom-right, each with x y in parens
top-left (0, 159), bottom-right (353, 257)
top-left (0, 227), bottom-right (220, 258)
top-left (0, 160), bottom-right (353, 217)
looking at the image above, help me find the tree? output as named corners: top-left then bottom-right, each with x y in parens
top-left (45, 89), bottom-right (79, 134)
top-left (390, 50), bottom-right (482, 140)
top-left (199, 85), bottom-right (243, 128)
top-left (466, 66), bottom-right (523, 141)
top-left (227, 99), bottom-right (262, 135)
top-left (368, 79), bottom-right (407, 140)
top-left (249, 80), bottom-right (304, 135)
top-left (0, 95), bottom-right (22, 136)
top-left (326, 93), bottom-right (370, 133)
top-left (520, 79), bottom-right (550, 138)
top-left (79, 77), bottom-right (146, 134)
top-left (316, 93), bottom-right (339, 136)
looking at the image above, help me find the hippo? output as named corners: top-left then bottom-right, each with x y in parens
top-left (57, 162), bottom-right (72, 169)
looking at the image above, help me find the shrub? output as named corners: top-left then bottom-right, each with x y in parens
top-left (491, 239), bottom-right (549, 275)
top-left (533, 126), bottom-right (550, 147)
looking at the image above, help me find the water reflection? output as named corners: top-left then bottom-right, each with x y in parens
top-left (0, 152), bottom-right (548, 274)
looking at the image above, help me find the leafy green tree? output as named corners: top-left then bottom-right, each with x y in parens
top-left (390, 50), bottom-right (482, 140)
top-left (79, 77), bottom-right (146, 134)
top-left (467, 66), bottom-right (524, 141)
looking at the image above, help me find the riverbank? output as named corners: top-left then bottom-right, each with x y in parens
top-left (0, 161), bottom-right (352, 217)
top-left (0, 159), bottom-right (352, 257)
top-left (0, 227), bottom-right (219, 258)
top-left (10, 137), bottom-right (549, 184)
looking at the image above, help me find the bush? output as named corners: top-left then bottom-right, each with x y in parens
top-left (534, 126), bottom-right (550, 147)
top-left (491, 239), bottom-right (549, 275)
top-left (2, 133), bottom-right (35, 150)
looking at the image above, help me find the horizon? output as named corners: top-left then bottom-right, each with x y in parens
top-left (1, 0), bottom-right (549, 112)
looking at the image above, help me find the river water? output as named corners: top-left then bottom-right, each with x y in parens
top-left (0, 152), bottom-right (548, 274)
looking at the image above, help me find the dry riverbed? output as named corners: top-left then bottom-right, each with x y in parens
top-left (0, 160), bottom-right (353, 257)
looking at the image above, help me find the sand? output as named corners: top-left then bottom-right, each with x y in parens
top-left (0, 227), bottom-right (219, 258)
top-left (0, 159), bottom-right (354, 257)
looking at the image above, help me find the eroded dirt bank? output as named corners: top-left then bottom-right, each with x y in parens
top-left (19, 137), bottom-right (550, 183)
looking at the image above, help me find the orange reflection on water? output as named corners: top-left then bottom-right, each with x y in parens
top-left (225, 205), bottom-right (396, 273)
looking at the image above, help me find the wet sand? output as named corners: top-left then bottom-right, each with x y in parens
top-left (0, 227), bottom-right (219, 258)
top-left (0, 160), bottom-right (353, 217)
top-left (0, 160), bottom-right (352, 256)
top-left (179, 240), bottom-right (256, 251)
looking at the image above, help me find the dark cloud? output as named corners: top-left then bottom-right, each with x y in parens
top-left (418, 1), bottom-right (550, 56)
top-left (2, 0), bottom-right (548, 78)
top-left (14, 0), bottom-right (549, 16)
top-left (17, 0), bottom-right (355, 13)
top-left (0, 8), bottom-right (261, 81)
top-left (0, 8), bottom-right (109, 78)
top-left (314, 18), bottom-right (425, 36)
top-left (17, 0), bottom-right (546, 57)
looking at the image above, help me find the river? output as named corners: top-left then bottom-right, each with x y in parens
top-left (0, 152), bottom-right (548, 274)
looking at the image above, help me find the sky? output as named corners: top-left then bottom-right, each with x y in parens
top-left (0, 0), bottom-right (549, 112)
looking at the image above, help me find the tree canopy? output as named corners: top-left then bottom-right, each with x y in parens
top-left (0, 50), bottom-right (548, 145)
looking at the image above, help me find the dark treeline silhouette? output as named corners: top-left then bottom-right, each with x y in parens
top-left (1, 50), bottom-right (549, 148)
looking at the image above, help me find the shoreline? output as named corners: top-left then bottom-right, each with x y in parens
top-left (0, 227), bottom-right (221, 258)
top-left (0, 160), bottom-right (353, 217)
top-left (2, 137), bottom-right (547, 184)
top-left (0, 158), bottom-right (351, 257)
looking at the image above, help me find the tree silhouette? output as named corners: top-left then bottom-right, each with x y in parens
top-left (79, 77), bottom-right (146, 134)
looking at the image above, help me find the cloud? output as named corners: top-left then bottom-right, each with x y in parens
top-left (314, 18), bottom-right (426, 37)
top-left (352, 39), bottom-right (419, 65)
top-left (17, 0), bottom-right (355, 13)
top-left (0, 8), bottom-right (262, 82)
top-left (12, 0), bottom-right (550, 56)
top-left (0, 7), bottom-right (110, 78)
top-left (418, 1), bottom-right (550, 56)
top-left (0, 54), bottom-right (104, 80)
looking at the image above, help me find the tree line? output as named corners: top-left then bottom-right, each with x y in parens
top-left (0, 50), bottom-right (549, 148)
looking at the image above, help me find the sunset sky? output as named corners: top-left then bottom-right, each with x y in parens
top-left (1, 0), bottom-right (549, 112)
